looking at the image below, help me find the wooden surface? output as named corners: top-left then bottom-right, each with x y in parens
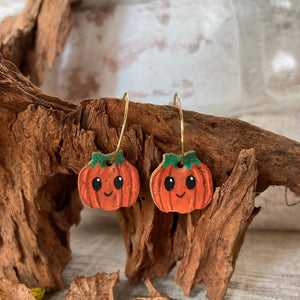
top-left (0, 0), bottom-right (71, 85)
top-left (64, 271), bottom-right (119, 300)
top-left (0, 3), bottom-right (299, 299)
top-left (0, 53), bottom-right (299, 297)
top-left (0, 278), bottom-right (35, 300)
top-left (48, 208), bottom-right (300, 300)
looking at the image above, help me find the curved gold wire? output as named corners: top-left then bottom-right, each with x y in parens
top-left (173, 92), bottom-right (184, 164)
top-left (110, 92), bottom-right (129, 164)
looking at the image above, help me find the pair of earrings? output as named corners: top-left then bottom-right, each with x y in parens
top-left (78, 93), bottom-right (213, 214)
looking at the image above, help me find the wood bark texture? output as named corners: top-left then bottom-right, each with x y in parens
top-left (0, 0), bottom-right (72, 86)
top-left (0, 278), bottom-right (35, 300)
top-left (64, 271), bottom-right (120, 300)
top-left (0, 55), bottom-right (300, 298)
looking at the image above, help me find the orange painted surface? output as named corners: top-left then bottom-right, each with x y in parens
top-left (150, 157), bottom-right (213, 214)
top-left (78, 160), bottom-right (140, 210)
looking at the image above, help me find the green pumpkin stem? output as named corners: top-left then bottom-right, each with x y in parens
top-left (163, 151), bottom-right (200, 170)
top-left (89, 150), bottom-right (126, 168)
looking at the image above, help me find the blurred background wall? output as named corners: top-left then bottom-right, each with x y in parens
top-left (1, 0), bottom-right (299, 229)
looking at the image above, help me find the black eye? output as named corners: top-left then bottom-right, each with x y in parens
top-left (92, 177), bottom-right (102, 191)
top-left (186, 175), bottom-right (196, 189)
top-left (164, 176), bottom-right (175, 191)
top-left (114, 176), bottom-right (123, 189)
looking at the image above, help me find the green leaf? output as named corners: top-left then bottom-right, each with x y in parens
top-left (183, 151), bottom-right (200, 170)
top-left (163, 153), bottom-right (182, 168)
top-left (31, 287), bottom-right (49, 300)
top-left (89, 151), bottom-right (126, 168)
top-left (163, 151), bottom-right (200, 170)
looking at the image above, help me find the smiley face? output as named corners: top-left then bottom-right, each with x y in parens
top-left (78, 151), bottom-right (140, 210)
top-left (91, 175), bottom-right (123, 197)
top-left (164, 175), bottom-right (197, 198)
top-left (150, 152), bottom-right (214, 213)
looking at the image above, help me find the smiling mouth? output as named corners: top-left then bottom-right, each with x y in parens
top-left (104, 191), bottom-right (113, 197)
top-left (176, 192), bottom-right (185, 198)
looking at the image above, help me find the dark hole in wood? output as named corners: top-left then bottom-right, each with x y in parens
top-left (170, 213), bottom-right (178, 238)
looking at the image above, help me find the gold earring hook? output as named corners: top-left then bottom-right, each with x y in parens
top-left (110, 92), bottom-right (129, 164)
top-left (173, 92), bottom-right (184, 165)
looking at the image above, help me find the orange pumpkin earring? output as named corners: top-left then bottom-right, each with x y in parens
top-left (78, 93), bottom-right (140, 211)
top-left (150, 93), bottom-right (214, 214)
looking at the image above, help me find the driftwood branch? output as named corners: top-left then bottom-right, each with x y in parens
top-left (0, 0), bottom-right (72, 85)
top-left (0, 54), bottom-right (300, 299)
top-left (175, 149), bottom-right (259, 298)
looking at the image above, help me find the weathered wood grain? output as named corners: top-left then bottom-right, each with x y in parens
top-left (0, 0), bottom-right (72, 85)
top-left (0, 54), bottom-right (299, 297)
top-left (64, 271), bottom-right (119, 300)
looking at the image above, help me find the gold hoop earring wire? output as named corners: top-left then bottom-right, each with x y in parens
top-left (110, 92), bottom-right (129, 164)
top-left (173, 92), bottom-right (184, 165)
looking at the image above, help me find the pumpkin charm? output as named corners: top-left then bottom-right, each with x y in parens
top-left (78, 151), bottom-right (140, 210)
top-left (150, 151), bottom-right (213, 213)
